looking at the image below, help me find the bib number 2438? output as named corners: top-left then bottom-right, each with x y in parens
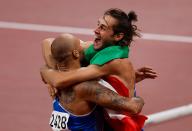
top-left (49, 111), bottom-right (70, 130)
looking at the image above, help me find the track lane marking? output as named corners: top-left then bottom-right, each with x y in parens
top-left (145, 104), bottom-right (192, 126)
top-left (0, 21), bottom-right (192, 43)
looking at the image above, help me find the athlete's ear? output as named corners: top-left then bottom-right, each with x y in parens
top-left (72, 49), bottom-right (80, 59)
top-left (114, 33), bottom-right (124, 41)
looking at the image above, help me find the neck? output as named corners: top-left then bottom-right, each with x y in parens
top-left (57, 60), bottom-right (80, 71)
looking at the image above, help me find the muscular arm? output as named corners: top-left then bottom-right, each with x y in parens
top-left (41, 38), bottom-right (58, 98)
top-left (40, 65), bottom-right (108, 89)
top-left (75, 81), bottom-right (144, 115)
top-left (42, 38), bottom-right (56, 69)
top-left (40, 58), bottom-right (135, 90)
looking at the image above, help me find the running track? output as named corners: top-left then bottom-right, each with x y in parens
top-left (0, 0), bottom-right (191, 130)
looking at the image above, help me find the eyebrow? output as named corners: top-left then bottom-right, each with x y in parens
top-left (98, 17), bottom-right (109, 28)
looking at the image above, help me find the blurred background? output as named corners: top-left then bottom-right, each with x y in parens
top-left (0, 0), bottom-right (192, 130)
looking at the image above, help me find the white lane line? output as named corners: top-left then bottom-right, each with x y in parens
top-left (0, 21), bottom-right (192, 43)
top-left (145, 104), bottom-right (192, 126)
top-left (142, 33), bottom-right (192, 43)
top-left (0, 21), bottom-right (93, 35)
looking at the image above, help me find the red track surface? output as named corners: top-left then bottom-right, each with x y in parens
top-left (0, 0), bottom-right (191, 130)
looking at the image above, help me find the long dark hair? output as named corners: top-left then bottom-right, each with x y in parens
top-left (104, 8), bottom-right (140, 46)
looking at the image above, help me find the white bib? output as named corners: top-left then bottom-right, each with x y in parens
top-left (49, 111), bottom-right (70, 131)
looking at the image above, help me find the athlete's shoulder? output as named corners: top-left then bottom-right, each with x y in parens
top-left (103, 58), bottom-right (133, 73)
top-left (104, 58), bottom-right (128, 67)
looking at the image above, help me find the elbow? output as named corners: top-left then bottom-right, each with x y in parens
top-left (131, 107), bottom-right (141, 115)
top-left (52, 80), bottom-right (63, 89)
top-left (52, 79), bottom-right (68, 89)
top-left (52, 81), bottom-right (60, 88)
top-left (129, 97), bottom-right (144, 115)
top-left (128, 105), bottom-right (142, 115)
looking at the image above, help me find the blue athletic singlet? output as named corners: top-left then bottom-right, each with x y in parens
top-left (49, 97), bottom-right (104, 131)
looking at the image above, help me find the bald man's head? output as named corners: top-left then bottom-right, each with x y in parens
top-left (51, 34), bottom-right (81, 63)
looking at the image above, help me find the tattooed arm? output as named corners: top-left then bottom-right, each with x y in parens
top-left (75, 80), bottom-right (144, 115)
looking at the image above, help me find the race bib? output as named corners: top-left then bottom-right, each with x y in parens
top-left (49, 111), bottom-right (70, 131)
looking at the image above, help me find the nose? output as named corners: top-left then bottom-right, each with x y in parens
top-left (94, 26), bottom-right (100, 35)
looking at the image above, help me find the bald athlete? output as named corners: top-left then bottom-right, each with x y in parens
top-left (41, 34), bottom-right (144, 131)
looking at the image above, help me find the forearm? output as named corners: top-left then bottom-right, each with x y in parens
top-left (41, 65), bottom-right (107, 89)
top-left (40, 66), bottom-right (105, 89)
top-left (40, 66), bottom-right (75, 88)
top-left (93, 88), bottom-right (143, 115)
top-left (97, 92), bottom-right (142, 115)
top-left (42, 38), bottom-right (56, 69)
top-left (77, 81), bottom-right (144, 115)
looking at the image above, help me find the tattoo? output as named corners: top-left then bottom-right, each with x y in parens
top-left (62, 88), bottom-right (75, 104)
top-left (57, 88), bottom-right (76, 113)
top-left (80, 81), bottom-right (130, 112)
top-left (59, 88), bottom-right (75, 104)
